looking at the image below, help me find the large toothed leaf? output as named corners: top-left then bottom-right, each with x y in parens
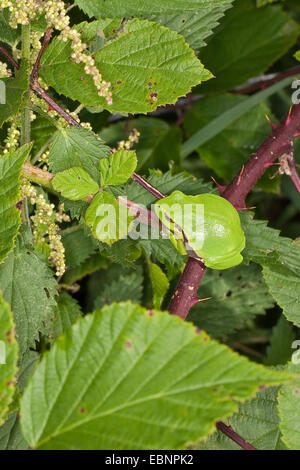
top-left (241, 214), bottom-right (300, 327)
top-left (53, 167), bottom-right (99, 201)
top-left (99, 150), bottom-right (137, 187)
top-left (278, 363), bottom-right (300, 450)
top-left (40, 19), bottom-right (212, 114)
top-left (0, 67), bottom-right (28, 128)
top-left (20, 302), bottom-right (292, 450)
top-left (48, 127), bottom-right (109, 180)
top-left (0, 236), bottom-right (57, 355)
top-left (74, 0), bottom-right (232, 18)
top-left (74, 0), bottom-right (233, 51)
top-left (0, 293), bottom-right (18, 426)
top-left (0, 144), bottom-right (32, 264)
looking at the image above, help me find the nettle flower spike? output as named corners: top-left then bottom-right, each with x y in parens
top-left (20, 180), bottom-right (70, 277)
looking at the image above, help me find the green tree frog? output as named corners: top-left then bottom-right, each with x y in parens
top-left (154, 191), bottom-right (245, 270)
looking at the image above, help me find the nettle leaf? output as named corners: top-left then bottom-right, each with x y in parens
top-left (263, 264), bottom-right (300, 329)
top-left (187, 264), bottom-right (274, 339)
top-left (20, 302), bottom-right (292, 450)
top-left (126, 170), bottom-right (215, 207)
top-left (0, 411), bottom-right (28, 450)
top-left (52, 292), bottom-right (82, 340)
top-left (265, 317), bottom-right (295, 366)
top-left (93, 266), bottom-right (144, 310)
top-left (0, 8), bottom-right (20, 46)
top-left (62, 228), bottom-right (97, 269)
top-left (0, 293), bottom-right (18, 426)
top-left (0, 351), bottom-right (39, 450)
top-left (63, 253), bottom-right (110, 286)
top-left (198, 0), bottom-right (300, 93)
top-left (150, 2), bottom-right (233, 51)
top-left (0, 238), bottom-right (57, 355)
top-left (199, 387), bottom-right (286, 450)
top-left (75, 0), bottom-right (233, 51)
top-left (48, 127), bottom-right (109, 180)
top-left (74, 0), bottom-right (232, 18)
top-left (278, 363), bottom-right (300, 450)
top-left (149, 263), bottom-right (169, 309)
top-left (53, 167), bottom-right (99, 201)
top-left (241, 214), bottom-right (300, 327)
top-left (0, 143), bottom-right (32, 264)
top-left (99, 150), bottom-right (137, 187)
top-left (40, 19), bottom-right (212, 114)
top-left (100, 117), bottom-right (182, 172)
top-left (0, 67), bottom-right (28, 128)
top-left (85, 191), bottom-right (134, 245)
top-left (184, 94), bottom-right (279, 192)
top-left (137, 238), bottom-right (185, 273)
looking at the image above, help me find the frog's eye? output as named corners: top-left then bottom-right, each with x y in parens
top-left (154, 191), bottom-right (245, 270)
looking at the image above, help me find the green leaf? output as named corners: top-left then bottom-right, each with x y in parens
top-left (263, 264), bottom-right (300, 328)
top-left (0, 412), bottom-right (28, 450)
top-left (0, 351), bottom-right (39, 450)
top-left (62, 228), bottom-right (97, 269)
top-left (199, 387), bottom-right (287, 450)
top-left (182, 76), bottom-right (296, 158)
top-left (188, 264), bottom-right (274, 339)
top-left (126, 169), bottom-right (215, 207)
top-left (99, 150), bottom-right (137, 187)
top-left (52, 292), bottom-right (82, 340)
top-left (53, 167), bottom-right (99, 201)
top-left (93, 266), bottom-right (144, 310)
top-left (150, 2), bottom-right (233, 51)
top-left (184, 94), bottom-right (279, 192)
top-left (0, 9), bottom-right (20, 46)
top-left (198, 0), bottom-right (299, 93)
top-left (0, 67), bottom-right (28, 128)
top-left (74, 0), bottom-right (232, 18)
top-left (20, 302), bottom-right (292, 450)
top-left (40, 19), bottom-right (212, 114)
top-left (100, 117), bottom-right (182, 172)
top-left (0, 292), bottom-right (18, 426)
top-left (265, 317), bottom-right (295, 366)
top-left (48, 127), bottom-right (109, 180)
top-left (0, 238), bottom-right (57, 355)
top-left (63, 253), bottom-right (110, 285)
top-left (85, 191), bottom-right (134, 245)
top-left (278, 363), bottom-right (300, 450)
top-left (149, 263), bottom-right (169, 309)
top-left (0, 143), bottom-right (32, 264)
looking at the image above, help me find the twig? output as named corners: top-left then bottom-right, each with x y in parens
top-left (233, 65), bottom-right (300, 95)
top-left (0, 45), bottom-right (19, 69)
top-left (216, 422), bottom-right (256, 450)
top-left (30, 28), bottom-right (53, 82)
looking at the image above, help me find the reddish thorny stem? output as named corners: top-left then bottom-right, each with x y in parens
top-left (3, 31), bottom-right (300, 451)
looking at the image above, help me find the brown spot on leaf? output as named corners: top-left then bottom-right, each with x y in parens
top-left (80, 407), bottom-right (85, 413)
top-left (117, 80), bottom-right (122, 85)
top-left (126, 341), bottom-right (132, 349)
top-left (294, 389), bottom-right (299, 395)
